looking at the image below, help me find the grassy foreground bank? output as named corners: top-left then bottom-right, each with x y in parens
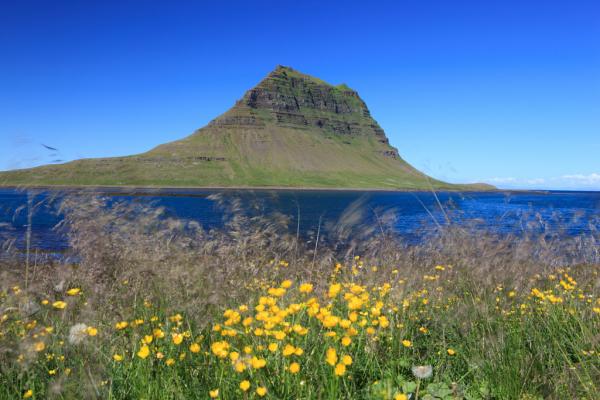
top-left (0, 195), bottom-right (599, 399)
top-left (1, 259), bottom-right (598, 399)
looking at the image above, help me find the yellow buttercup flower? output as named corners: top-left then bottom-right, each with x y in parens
top-left (283, 344), bottom-right (296, 356)
top-left (326, 348), bottom-right (338, 366)
top-left (66, 288), bottom-right (81, 296)
top-left (240, 380), bottom-right (251, 391)
top-left (211, 341), bottom-right (230, 358)
top-left (334, 363), bottom-right (346, 376)
top-left (234, 361), bottom-right (246, 373)
top-left (166, 358), bottom-right (175, 366)
top-left (23, 390), bottom-right (33, 399)
top-left (299, 283), bottom-right (313, 293)
top-left (169, 313), bottom-right (183, 323)
top-left (402, 340), bottom-right (412, 348)
top-left (341, 336), bottom-right (352, 346)
top-left (256, 386), bottom-right (267, 397)
top-left (113, 354), bottom-right (123, 362)
top-left (289, 362), bottom-right (300, 374)
top-left (268, 343), bottom-right (278, 352)
top-left (137, 345), bottom-right (150, 359)
top-left (394, 394), bottom-right (408, 400)
top-left (115, 321), bottom-right (129, 330)
top-left (342, 355), bottom-right (353, 366)
top-left (33, 341), bottom-right (45, 352)
top-left (86, 327), bottom-right (98, 336)
top-left (447, 348), bottom-right (456, 356)
top-left (251, 357), bottom-right (267, 369)
top-left (190, 343), bottom-right (201, 353)
top-left (328, 283), bottom-right (342, 298)
top-left (153, 328), bottom-right (165, 338)
top-left (171, 333), bottom-right (184, 345)
top-left (52, 301), bottom-right (67, 309)
top-left (209, 389), bottom-right (219, 398)
top-left (281, 280), bottom-right (293, 289)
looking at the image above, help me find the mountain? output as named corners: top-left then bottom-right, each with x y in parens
top-left (0, 66), bottom-right (493, 190)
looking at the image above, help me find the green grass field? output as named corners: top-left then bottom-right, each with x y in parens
top-left (1, 259), bottom-right (598, 399)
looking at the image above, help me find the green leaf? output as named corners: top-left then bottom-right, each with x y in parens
top-left (402, 381), bottom-right (417, 393)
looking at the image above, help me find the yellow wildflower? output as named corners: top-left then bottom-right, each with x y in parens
top-left (281, 280), bottom-right (293, 289)
top-left (240, 380), bottom-right (251, 391)
top-left (283, 344), bottom-right (296, 356)
top-left (86, 327), bottom-right (98, 336)
top-left (402, 340), bottom-right (412, 348)
top-left (190, 343), bottom-right (201, 353)
top-left (289, 362), bottom-right (300, 373)
top-left (211, 341), bottom-right (230, 358)
top-left (328, 283), bottom-right (342, 298)
top-left (251, 357), bottom-right (267, 369)
top-left (256, 386), bottom-right (267, 397)
top-left (52, 301), bottom-right (67, 310)
top-left (299, 283), bottom-right (313, 293)
top-left (23, 390), bottom-right (33, 399)
top-left (334, 363), bottom-right (346, 376)
top-left (209, 389), bottom-right (219, 398)
top-left (171, 332), bottom-right (184, 345)
top-left (153, 328), bottom-right (165, 338)
top-left (326, 347), bottom-right (338, 366)
top-left (113, 354), bottom-right (123, 362)
top-left (169, 313), bottom-right (183, 323)
top-left (234, 361), bottom-right (246, 373)
top-left (137, 345), bottom-right (150, 359)
top-left (115, 321), bottom-right (129, 330)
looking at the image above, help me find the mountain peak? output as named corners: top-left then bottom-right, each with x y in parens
top-left (0, 66), bottom-right (493, 190)
top-left (238, 66), bottom-right (367, 122)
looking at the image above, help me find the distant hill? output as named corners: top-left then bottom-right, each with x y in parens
top-left (0, 65), bottom-right (493, 190)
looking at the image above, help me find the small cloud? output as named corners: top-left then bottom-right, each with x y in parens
top-left (481, 173), bottom-right (600, 190)
top-left (560, 173), bottom-right (600, 185)
top-left (487, 177), bottom-right (517, 184)
top-left (525, 178), bottom-right (546, 185)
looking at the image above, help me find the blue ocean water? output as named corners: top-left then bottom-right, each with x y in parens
top-left (0, 188), bottom-right (599, 253)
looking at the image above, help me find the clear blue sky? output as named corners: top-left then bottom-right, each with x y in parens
top-left (1, 1), bottom-right (598, 190)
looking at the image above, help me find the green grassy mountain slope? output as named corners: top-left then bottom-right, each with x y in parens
top-left (0, 66), bottom-right (493, 190)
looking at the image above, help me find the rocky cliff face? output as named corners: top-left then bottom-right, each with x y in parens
top-left (209, 65), bottom-right (396, 156)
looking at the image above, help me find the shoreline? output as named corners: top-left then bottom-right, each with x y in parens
top-left (0, 184), bottom-right (571, 196)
